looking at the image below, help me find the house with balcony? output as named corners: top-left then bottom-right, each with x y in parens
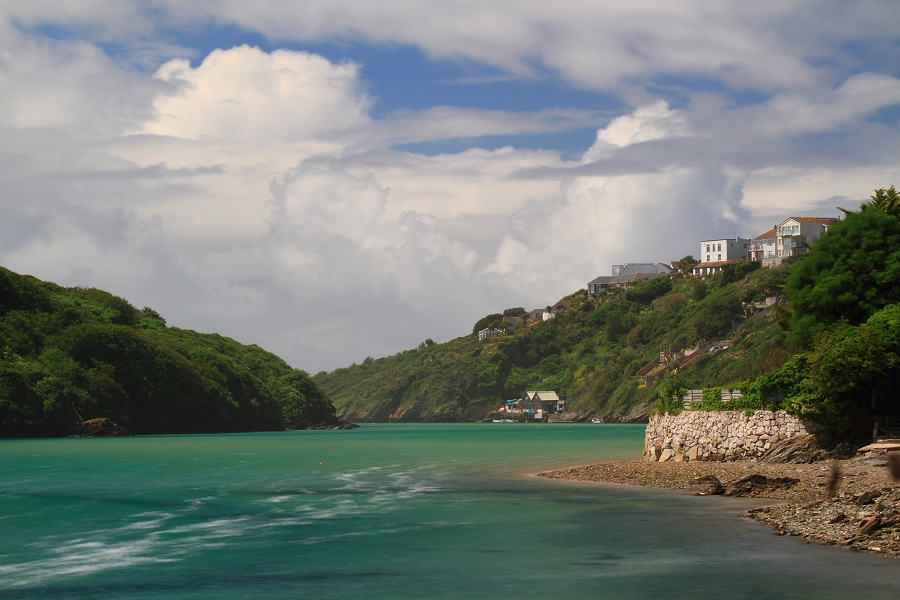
top-left (773, 217), bottom-right (838, 263)
top-left (748, 228), bottom-right (776, 264)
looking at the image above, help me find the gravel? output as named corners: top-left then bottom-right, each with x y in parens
top-left (538, 452), bottom-right (900, 558)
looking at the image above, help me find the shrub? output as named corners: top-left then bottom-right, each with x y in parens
top-left (654, 377), bottom-right (686, 415)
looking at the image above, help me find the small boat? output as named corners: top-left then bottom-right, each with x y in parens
top-left (591, 417), bottom-right (604, 424)
top-left (504, 419), bottom-right (515, 423)
top-left (492, 419), bottom-right (504, 423)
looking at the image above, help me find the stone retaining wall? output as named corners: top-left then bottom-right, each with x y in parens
top-left (644, 410), bottom-right (825, 462)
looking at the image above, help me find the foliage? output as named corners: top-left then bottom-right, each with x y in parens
top-left (0, 266), bottom-right (334, 437)
top-left (780, 306), bottom-right (900, 433)
top-left (699, 387), bottom-right (724, 411)
top-left (784, 208), bottom-right (900, 346)
top-left (839, 186), bottom-right (900, 220)
top-left (318, 266), bottom-right (794, 421)
top-left (677, 255), bottom-right (698, 275)
top-left (654, 377), bottom-right (687, 415)
top-left (721, 261), bottom-right (761, 284)
top-left (626, 277), bottom-right (672, 305)
top-left (472, 313), bottom-right (503, 334)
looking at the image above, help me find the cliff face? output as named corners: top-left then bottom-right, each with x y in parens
top-left (0, 267), bottom-right (336, 437)
top-left (317, 267), bottom-right (790, 422)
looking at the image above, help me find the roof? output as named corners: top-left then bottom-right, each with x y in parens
top-left (550, 299), bottom-right (575, 311)
top-left (525, 391), bottom-right (560, 402)
top-left (752, 228), bottom-right (776, 241)
top-left (778, 217), bottom-right (839, 227)
top-left (700, 237), bottom-right (749, 243)
top-left (587, 272), bottom-right (669, 285)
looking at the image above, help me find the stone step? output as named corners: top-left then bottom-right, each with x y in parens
top-left (858, 441), bottom-right (900, 452)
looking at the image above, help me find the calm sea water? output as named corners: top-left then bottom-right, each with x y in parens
top-left (1, 423), bottom-right (898, 599)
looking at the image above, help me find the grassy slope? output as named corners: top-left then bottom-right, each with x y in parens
top-left (0, 267), bottom-right (335, 436)
top-left (315, 265), bottom-right (792, 422)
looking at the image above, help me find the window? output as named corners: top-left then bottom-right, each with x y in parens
top-left (793, 225), bottom-right (799, 234)
top-left (718, 244), bottom-right (722, 251)
top-left (706, 244), bottom-right (710, 252)
top-left (717, 254), bottom-right (721, 261)
top-left (706, 255), bottom-right (710, 262)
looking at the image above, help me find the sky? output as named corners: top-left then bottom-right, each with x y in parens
top-left (1, 1), bottom-right (899, 374)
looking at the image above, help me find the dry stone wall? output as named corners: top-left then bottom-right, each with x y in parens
top-left (644, 410), bottom-right (825, 462)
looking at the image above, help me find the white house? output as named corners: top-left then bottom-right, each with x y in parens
top-left (699, 238), bottom-right (750, 264)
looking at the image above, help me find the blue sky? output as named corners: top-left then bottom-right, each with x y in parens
top-left (2, 1), bottom-right (899, 371)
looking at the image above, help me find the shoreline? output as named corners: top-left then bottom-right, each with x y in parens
top-left (538, 455), bottom-right (900, 558)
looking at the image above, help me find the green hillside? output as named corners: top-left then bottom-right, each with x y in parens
top-left (315, 263), bottom-right (791, 422)
top-left (0, 267), bottom-right (336, 437)
top-left (315, 186), bottom-right (900, 441)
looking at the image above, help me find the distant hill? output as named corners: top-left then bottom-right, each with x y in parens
top-left (315, 263), bottom-right (791, 422)
top-left (0, 267), bottom-right (338, 437)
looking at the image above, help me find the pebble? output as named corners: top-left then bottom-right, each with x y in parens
top-left (538, 453), bottom-right (900, 558)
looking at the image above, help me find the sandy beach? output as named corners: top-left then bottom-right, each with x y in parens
top-left (539, 454), bottom-right (900, 558)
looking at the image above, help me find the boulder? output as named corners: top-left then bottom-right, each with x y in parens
top-left (689, 475), bottom-right (724, 495)
top-left (724, 474), bottom-right (799, 497)
top-left (686, 445), bottom-right (700, 461)
top-left (757, 434), bottom-right (827, 464)
top-left (856, 489), bottom-right (883, 506)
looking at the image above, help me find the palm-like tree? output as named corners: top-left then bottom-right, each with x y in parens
top-left (839, 186), bottom-right (899, 219)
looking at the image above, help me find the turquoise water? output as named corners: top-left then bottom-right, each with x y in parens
top-left (1, 424), bottom-right (898, 599)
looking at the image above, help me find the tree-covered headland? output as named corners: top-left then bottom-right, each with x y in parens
top-left (317, 187), bottom-right (900, 441)
top-left (0, 268), bottom-right (337, 437)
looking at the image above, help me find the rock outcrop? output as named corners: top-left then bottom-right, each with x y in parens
top-left (757, 434), bottom-right (829, 464)
top-left (689, 475), bottom-right (724, 495)
top-left (724, 474), bottom-right (799, 496)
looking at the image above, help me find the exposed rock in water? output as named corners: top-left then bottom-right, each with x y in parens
top-left (284, 417), bottom-right (359, 430)
top-left (724, 474), bottom-right (799, 497)
top-left (69, 418), bottom-right (134, 438)
top-left (602, 403), bottom-right (650, 423)
top-left (757, 434), bottom-right (829, 465)
top-left (689, 475), bottom-right (724, 495)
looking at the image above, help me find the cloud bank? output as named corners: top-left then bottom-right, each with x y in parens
top-left (2, 2), bottom-right (898, 372)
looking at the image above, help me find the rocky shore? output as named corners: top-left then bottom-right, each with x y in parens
top-left (539, 452), bottom-right (900, 558)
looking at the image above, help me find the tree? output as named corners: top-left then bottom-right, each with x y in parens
top-left (839, 185), bottom-right (900, 220)
top-left (472, 313), bottom-right (503, 335)
top-left (677, 255), bottom-right (698, 275)
top-left (654, 376), bottom-right (687, 415)
top-left (626, 277), bottom-right (672, 304)
top-left (784, 208), bottom-right (900, 346)
top-left (786, 313), bottom-right (899, 437)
